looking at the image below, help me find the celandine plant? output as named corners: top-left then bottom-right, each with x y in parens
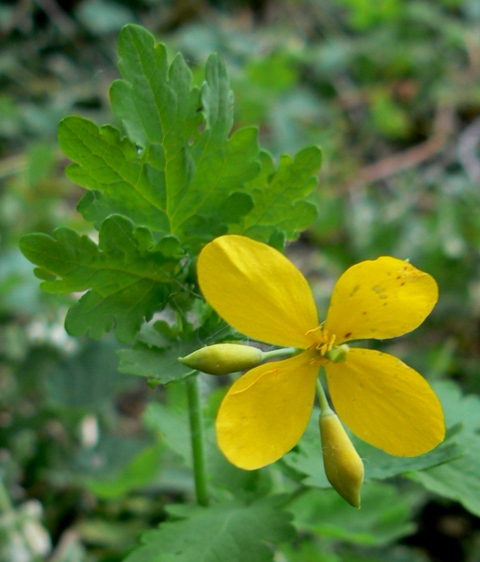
top-left (20, 23), bottom-right (460, 562)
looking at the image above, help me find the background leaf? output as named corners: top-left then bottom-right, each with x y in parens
top-left (86, 442), bottom-right (164, 499)
top-left (289, 482), bottom-right (415, 546)
top-left (413, 381), bottom-right (480, 516)
top-left (124, 497), bottom-right (295, 562)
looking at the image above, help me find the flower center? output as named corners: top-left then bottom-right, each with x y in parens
top-left (306, 325), bottom-right (349, 364)
top-left (307, 325), bottom-right (336, 355)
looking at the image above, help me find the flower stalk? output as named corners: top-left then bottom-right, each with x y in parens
top-left (185, 373), bottom-right (209, 506)
top-left (0, 478), bottom-right (13, 513)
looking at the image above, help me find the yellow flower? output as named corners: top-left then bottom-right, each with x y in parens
top-left (197, 234), bottom-right (445, 470)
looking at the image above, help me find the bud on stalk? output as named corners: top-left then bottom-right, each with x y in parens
top-left (179, 343), bottom-right (264, 375)
top-left (319, 411), bottom-right (364, 508)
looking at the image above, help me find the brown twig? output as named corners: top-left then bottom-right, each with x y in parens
top-left (0, 0), bottom-right (32, 43)
top-left (458, 116), bottom-right (480, 184)
top-left (347, 105), bottom-right (456, 188)
top-left (48, 529), bottom-right (80, 562)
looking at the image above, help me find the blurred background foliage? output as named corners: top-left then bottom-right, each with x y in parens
top-left (1, 0), bottom-right (480, 560)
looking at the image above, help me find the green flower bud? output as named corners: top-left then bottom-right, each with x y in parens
top-left (319, 410), bottom-right (364, 509)
top-left (179, 343), bottom-right (264, 375)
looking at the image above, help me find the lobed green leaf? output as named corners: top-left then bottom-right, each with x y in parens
top-left (61, 25), bottom-right (260, 246)
top-left (20, 215), bottom-right (185, 342)
top-left (231, 146), bottom-right (322, 242)
top-left (413, 380), bottom-right (480, 516)
top-left (289, 482), bottom-right (415, 546)
top-left (59, 117), bottom-right (172, 233)
top-left (22, 24), bottom-right (323, 342)
top-left (123, 497), bottom-right (295, 562)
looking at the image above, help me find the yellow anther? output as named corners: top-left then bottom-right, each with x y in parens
top-left (307, 326), bottom-right (337, 356)
top-left (306, 325), bottom-right (324, 337)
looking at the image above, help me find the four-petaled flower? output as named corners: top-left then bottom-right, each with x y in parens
top-left (197, 235), bottom-right (445, 470)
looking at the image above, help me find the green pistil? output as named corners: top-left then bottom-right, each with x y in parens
top-left (325, 344), bottom-right (350, 363)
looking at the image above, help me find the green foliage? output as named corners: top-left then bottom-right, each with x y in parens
top-left (414, 381), bottom-right (480, 516)
top-left (289, 482), bottom-right (415, 546)
top-left (55, 24), bottom-right (319, 250)
top-left (20, 24), bottom-right (321, 350)
top-left (231, 148), bottom-right (321, 243)
top-left (46, 340), bottom-right (130, 409)
top-left (116, 305), bottom-right (231, 382)
top-left (337, 0), bottom-right (402, 30)
top-left (86, 442), bottom-right (164, 499)
top-left (21, 216), bottom-right (185, 342)
top-left (123, 497), bottom-right (295, 562)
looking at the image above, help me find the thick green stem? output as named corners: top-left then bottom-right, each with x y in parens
top-left (186, 373), bottom-right (209, 506)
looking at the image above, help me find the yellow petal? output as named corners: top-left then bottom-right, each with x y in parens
top-left (197, 235), bottom-right (318, 348)
top-left (324, 348), bottom-right (445, 456)
top-left (324, 257), bottom-right (438, 342)
top-left (216, 351), bottom-right (319, 469)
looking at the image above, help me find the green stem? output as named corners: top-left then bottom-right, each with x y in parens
top-left (186, 373), bottom-right (209, 506)
top-left (316, 377), bottom-right (334, 416)
top-left (0, 478), bottom-right (13, 512)
top-left (262, 346), bottom-right (298, 361)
